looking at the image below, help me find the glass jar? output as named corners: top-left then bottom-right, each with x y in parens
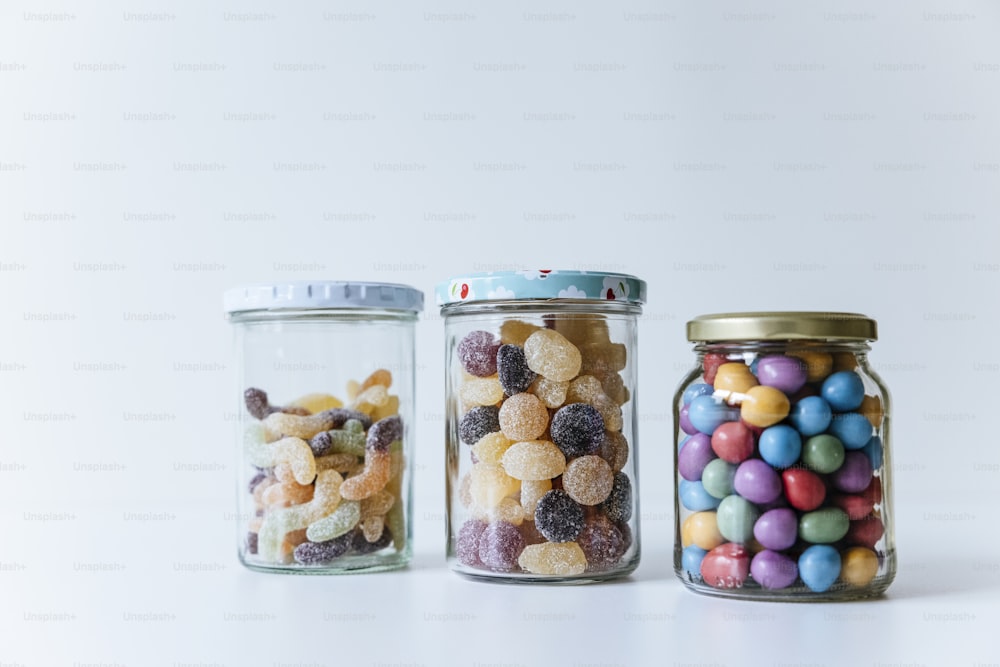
top-left (224, 281), bottom-right (423, 574)
top-left (673, 312), bottom-right (894, 600)
top-left (437, 270), bottom-right (646, 583)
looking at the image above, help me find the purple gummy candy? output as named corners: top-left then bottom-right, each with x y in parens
top-left (750, 549), bottom-right (799, 590)
top-left (599, 472), bottom-right (633, 523)
top-left (309, 431), bottom-right (333, 456)
top-left (497, 344), bottom-right (537, 396)
top-left (456, 519), bottom-right (487, 567)
top-left (459, 406), bottom-right (500, 445)
top-left (247, 472), bottom-right (268, 494)
top-left (733, 459), bottom-right (783, 505)
top-left (351, 526), bottom-right (393, 554)
top-left (244, 387), bottom-right (272, 420)
top-left (678, 433), bottom-right (715, 481)
top-left (478, 521), bottom-right (525, 572)
top-left (367, 415), bottom-right (403, 453)
top-left (756, 356), bottom-right (808, 395)
top-left (292, 532), bottom-right (353, 565)
top-left (831, 450), bottom-right (874, 493)
top-left (535, 490), bottom-right (585, 543)
top-left (323, 408), bottom-right (373, 431)
top-left (458, 330), bottom-right (501, 377)
top-left (753, 508), bottom-right (798, 551)
top-left (245, 532), bottom-right (258, 555)
top-left (577, 515), bottom-right (626, 571)
top-left (550, 403), bottom-right (605, 457)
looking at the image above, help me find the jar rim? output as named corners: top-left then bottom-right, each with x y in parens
top-left (686, 311), bottom-right (877, 342)
top-left (436, 270), bottom-right (646, 307)
top-left (223, 281), bottom-right (424, 315)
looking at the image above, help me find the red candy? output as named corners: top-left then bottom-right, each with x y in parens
top-left (702, 353), bottom-right (728, 385)
top-left (781, 468), bottom-right (826, 511)
top-left (846, 514), bottom-right (884, 548)
top-left (860, 476), bottom-right (883, 506)
top-left (700, 542), bottom-right (750, 589)
top-left (830, 493), bottom-right (875, 521)
top-left (711, 422), bottom-right (755, 464)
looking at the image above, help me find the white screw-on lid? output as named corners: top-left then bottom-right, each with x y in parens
top-left (224, 281), bottom-right (424, 314)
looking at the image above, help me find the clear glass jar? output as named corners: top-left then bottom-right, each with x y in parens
top-left (224, 281), bottom-right (423, 574)
top-left (437, 271), bottom-right (646, 583)
top-left (673, 312), bottom-right (895, 600)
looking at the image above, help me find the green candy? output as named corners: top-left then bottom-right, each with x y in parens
top-left (306, 500), bottom-right (361, 543)
top-left (701, 459), bottom-right (737, 499)
top-left (799, 507), bottom-right (850, 543)
top-left (716, 495), bottom-right (760, 543)
top-left (802, 434), bottom-right (845, 473)
top-left (326, 419), bottom-right (366, 457)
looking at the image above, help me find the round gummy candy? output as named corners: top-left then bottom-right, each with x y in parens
top-left (497, 344), bottom-right (537, 395)
top-left (789, 396), bottom-right (833, 436)
top-left (478, 521), bottom-right (525, 572)
top-left (534, 489), bottom-right (585, 543)
top-left (458, 330), bottom-right (501, 377)
top-left (455, 519), bottom-right (487, 567)
top-left (562, 455), bottom-right (614, 506)
top-left (459, 405), bottom-right (501, 445)
top-left (577, 514), bottom-right (626, 571)
top-left (821, 371), bottom-right (865, 412)
top-left (750, 550), bottom-right (798, 590)
top-left (798, 544), bottom-right (841, 592)
top-left (550, 403), bottom-right (605, 457)
top-left (599, 472), bottom-right (633, 523)
top-left (498, 392), bottom-right (549, 442)
top-left (523, 329), bottom-right (582, 382)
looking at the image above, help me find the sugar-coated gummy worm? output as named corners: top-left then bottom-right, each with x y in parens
top-left (360, 368), bottom-right (393, 392)
top-left (244, 429), bottom-right (316, 485)
top-left (315, 453), bottom-right (360, 473)
top-left (257, 469), bottom-right (344, 563)
top-left (264, 408), bottom-right (373, 440)
top-left (244, 387), bottom-right (310, 420)
top-left (309, 419), bottom-right (367, 457)
top-left (339, 416), bottom-right (402, 501)
top-left (361, 516), bottom-right (385, 543)
top-left (305, 500), bottom-right (361, 543)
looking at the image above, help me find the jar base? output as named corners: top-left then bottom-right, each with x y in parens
top-left (448, 559), bottom-right (639, 585)
top-left (240, 548), bottom-right (411, 575)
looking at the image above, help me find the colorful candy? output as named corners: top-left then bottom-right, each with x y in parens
top-left (459, 330), bottom-right (501, 377)
top-left (561, 455), bottom-right (614, 506)
top-left (535, 490), bottom-right (585, 543)
top-left (550, 403), bottom-right (605, 457)
top-left (524, 329), bottom-right (582, 382)
top-left (459, 406), bottom-right (501, 445)
top-left (498, 393), bottom-right (549, 441)
top-left (517, 542), bottom-right (587, 576)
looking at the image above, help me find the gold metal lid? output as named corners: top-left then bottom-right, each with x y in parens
top-left (687, 312), bottom-right (877, 342)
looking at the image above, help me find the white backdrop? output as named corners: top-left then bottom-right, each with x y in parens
top-left (2, 1), bottom-right (998, 665)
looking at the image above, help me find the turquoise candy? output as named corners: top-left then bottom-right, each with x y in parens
top-left (798, 544), bottom-right (842, 592)
top-left (799, 507), bottom-right (850, 543)
top-left (716, 495), bottom-right (760, 543)
top-left (701, 458), bottom-right (738, 499)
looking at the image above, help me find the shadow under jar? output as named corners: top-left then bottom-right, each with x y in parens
top-left (674, 312), bottom-right (895, 600)
top-left (225, 281), bottom-right (422, 574)
top-left (438, 270), bottom-right (646, 583)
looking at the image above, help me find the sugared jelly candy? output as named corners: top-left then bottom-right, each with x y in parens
top-left (472, 432), bottom-right (513, 466)
top-left (500, 320), bottom-right (541, 346)
top-left (577, 514), bottom-right (626, 571)
top-left (567, 375), bottom-right (603, 404)
top-left (310, 419), bottom-right (366, 457)
top-left (524, 329), bottom-right (582, 382)
top-left (306, 500), bottom-right (361, 542)
top-left (599, 471), bottom-right (632, 522)
top-left (469, 464), bottom-right (520, 508)
top-left (700, 542), bottom-right (750, 589)
top-left (293, 532), bottom-right (354, 565)
top-left (289, 392), bottom-right (344, 414)
top-left (529, 376), bottom-right (569, 409)
top-left (500, 440), bottom-right (566, 481)
top-left (460, 376), bottom-right (505, 406)
top-left (497, 344), bottom-right (537, 395)
top-left (599, 430), bottom-right (629, 472)
top-left (340, 416), bottom-right (401, 501)
top-left (519, 479), bottom-right (552, 518)
top-left (534, 489), bottom-right (584, 542)
top-left (459, 406), bottom-right (501, 445)
top-left (455, 519), bottom-right (487, 567)
top-left (258, 469), bottom-right (343, 562)
top-left (798, 544), bottom-right (841, 592)
top-left (459, 330), bottom-right (501, 377)
top-left (517, 542), bottom-right (587, 576)
top-left (478, 521), bottom-right (525, 572)
top-left (498, 393), bottom-right (549, 441)
top-left (360, 368), bottom-right (392, 392)
top-left (561, 455), bottom-right (614, 506)
top-left (550, 403), bottom-right (605, 457)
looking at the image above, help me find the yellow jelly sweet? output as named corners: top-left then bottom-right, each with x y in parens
top-left (469, 464), bottom-right (520, 508)
top-left (713, 363), bottom-right (759, 393)
top-left (472, 432), bottom-right (514, 466)
top-left (682, 511), bottom-right (725, 550)
top-left (517, 542), bottom-right (587, 575)
top-left (289, 393), bottom-right (344, 414)
top-left (740, 385), bottom-right (791, 428)
top-left (460, 376), bottom-right (505, 406)
top-left (840, 546), bottom-right (879, 586)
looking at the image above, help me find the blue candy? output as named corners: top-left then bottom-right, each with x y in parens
top-left (828, 412), bottom-right (874, 450)
top-left (821, 371), bottom-right (865, 412)
top-left (679, 479), bottom-right (722, 511)
top-left (681, 545), bottom-right (708, 576)
top-left (688, 395), bottom-right (740, 435)
top-left (682, 383), bottom-right (714, 405)
top-left (758, 425), bottom-right (802, 469)
top-left (863, 435), bottom-right (884, 469)
top-left (798, 544), bottom-right (842, 592)
top-left (789, 396), bottom-right (833, 436)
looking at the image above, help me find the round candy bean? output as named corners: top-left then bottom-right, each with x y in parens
top-left (678, 432), bottom-right (716, 481)
top-left (840, 546), bottom-right (879, 587)
top-left (701, 459), bottom-right (738, 499)
top-left (846, 515), bottom-right (884, 549)
top-left (753, 508), bottom-right (798, 551)
top-left (733, 459), bottom-right (782, 505)
top-left (862, 435), bottom-right (884, 470)
top-left (781, 468), bottom-right (826, 511)
top-left (678, 404), bottom-right (697, 435)
top-left (799, 507), bottom-right (850, 544)
top-left (682, 383), bottom-right (714, 405)
top-left (681, 545), bottom-right (708, 577)
top-left (827, 412), bottom-right (874, 450)
top-left (711, 421), bottom-right (755, 464)
top-left (740, 386), bottom-right (790, 428)
top-left (798, 544), bottom-right (841, 593)
top-left (716, 495), bottom-right (760, 544)
top-left (702, 353), bottom-right (728, 384)
top-left (681, 511), bottom-right (725, 551)
top-left (688, 395), bottom-right (740, 435)
top-left (700, 542), bottom-right (750, 589)
top-left (714, 363), bottom-right (759, 393)
top-left (831, 451), bottom-right (873, 493)
top-left (680, 480), bottom-right (722, 511)
top-left (789, 396), bottom-right (832, 436)
top-left (802, 434), bottom-right (845, 474)
top-left (860, 394), bottom-right (884, 428)
top-left (755, 355), bottom-right (808, 395)
top-left (757, 425), bottom-right (802, 469)
top-left (750, 550), bottom-right (798, 590)
top-left (821, 370), bottom-right (865, 412)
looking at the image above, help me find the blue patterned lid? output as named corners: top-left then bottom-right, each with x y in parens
top-left (435, 270), bottom-right (646, 307)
